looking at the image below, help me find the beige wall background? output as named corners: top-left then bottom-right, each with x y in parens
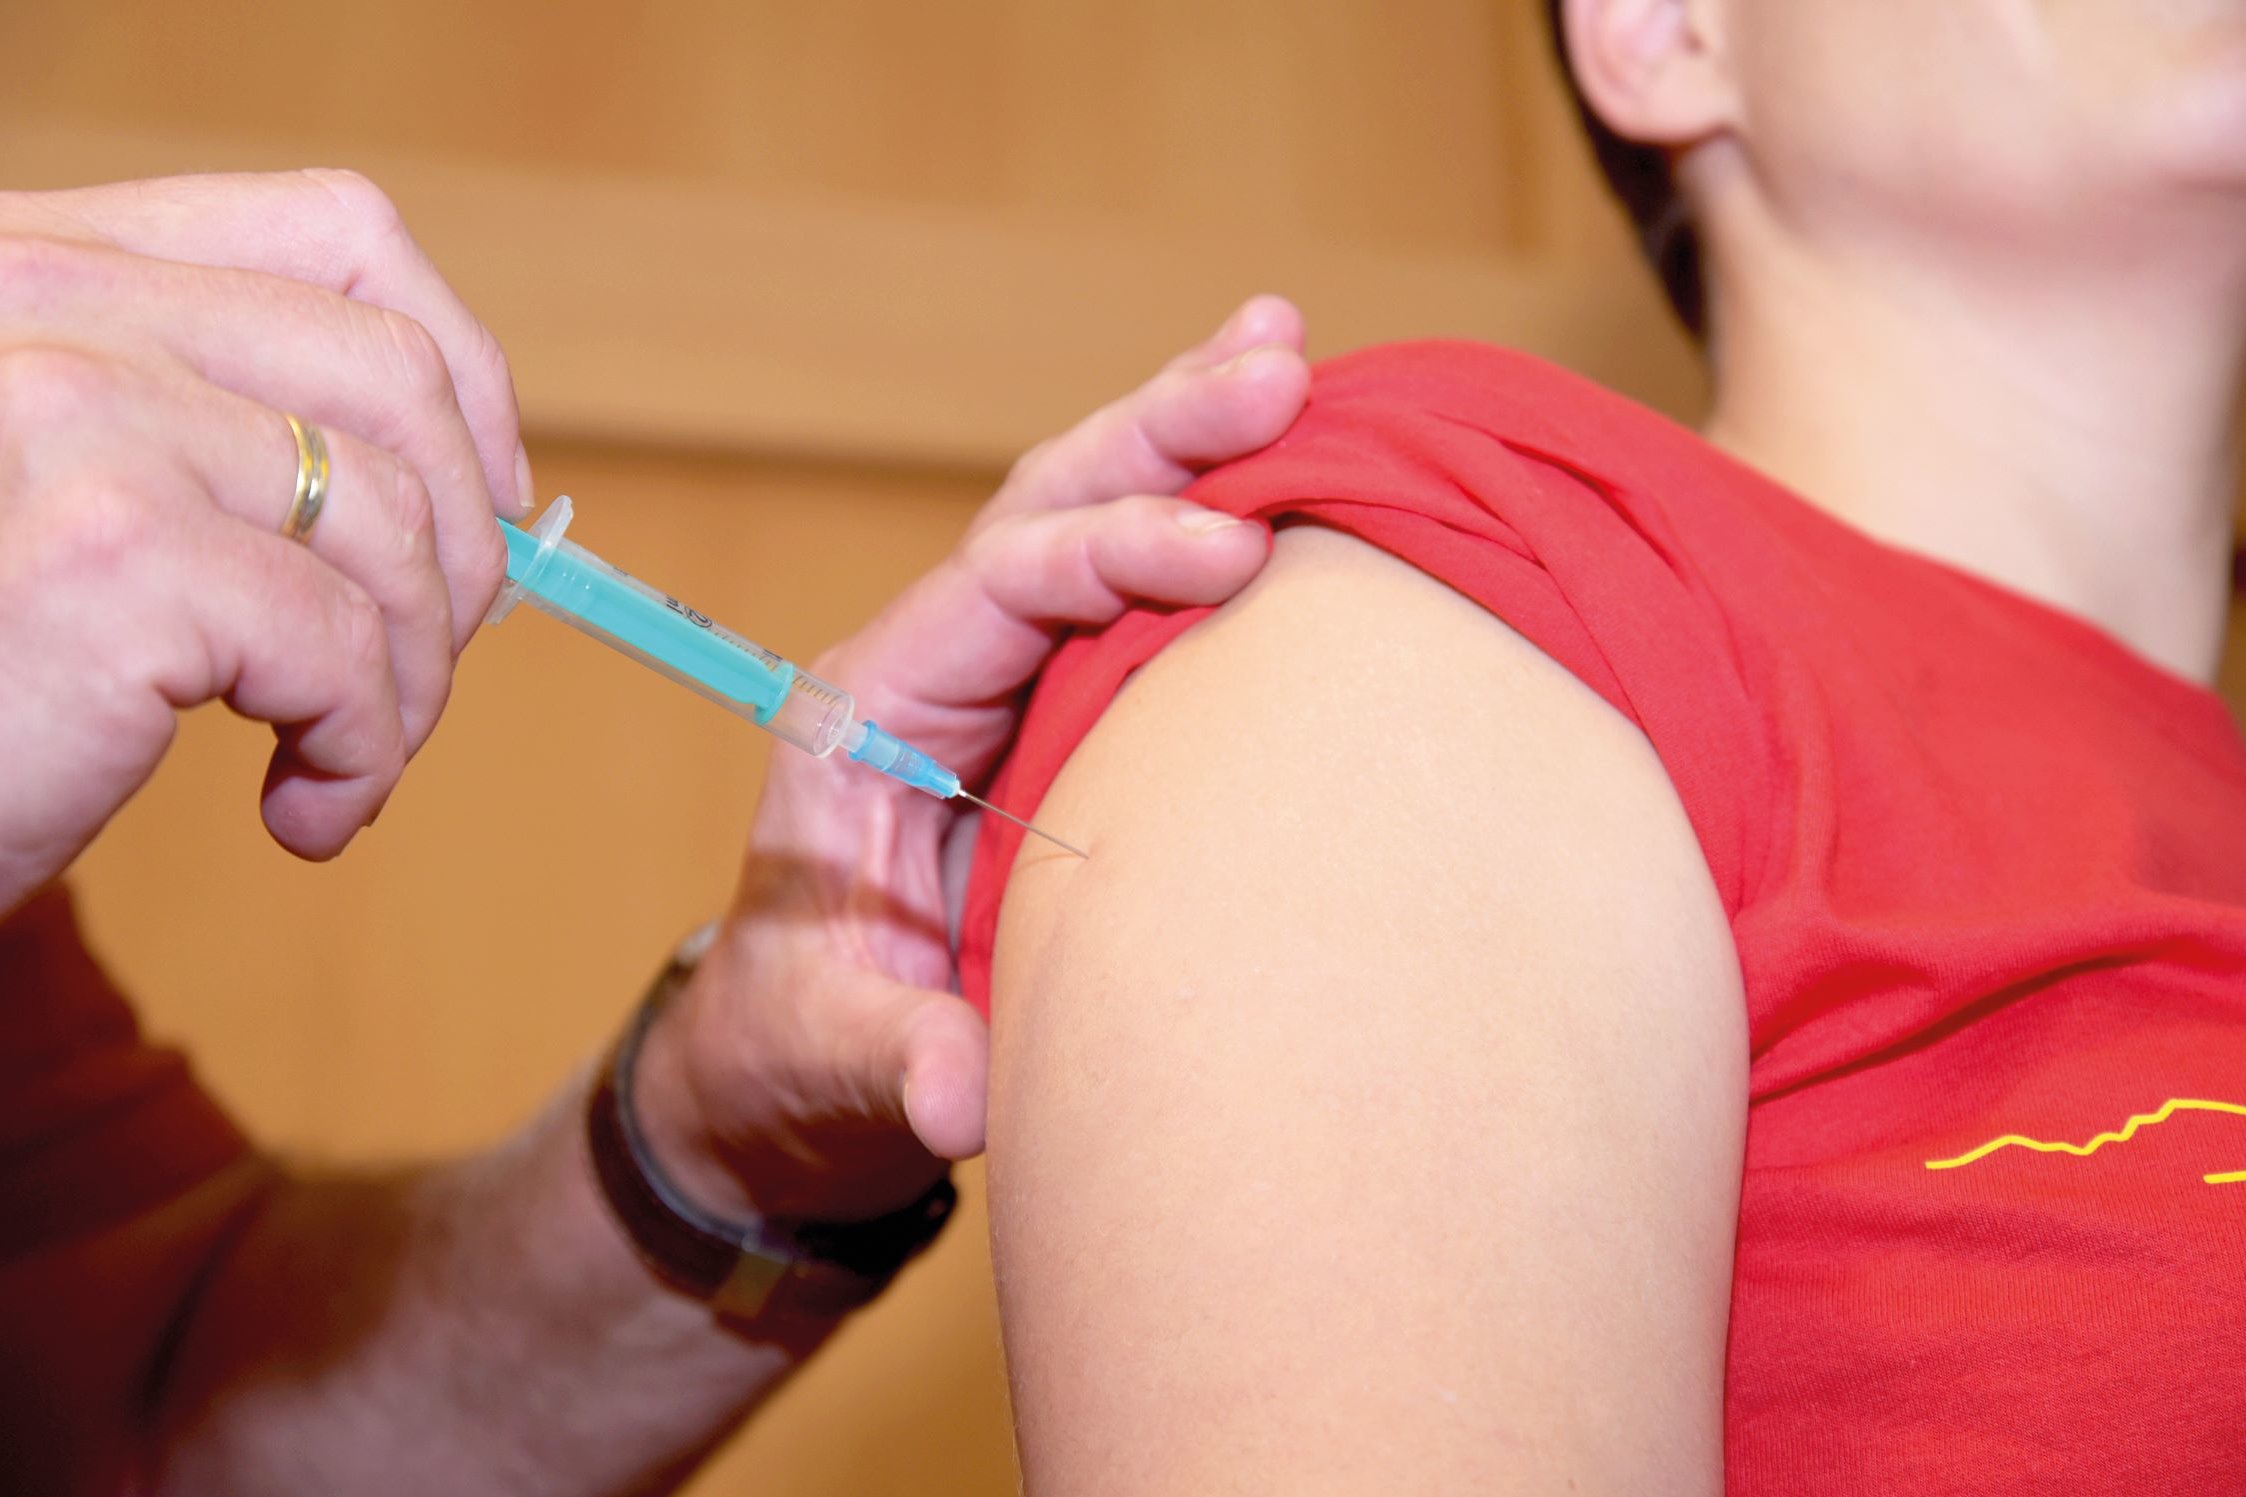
top-left (4, 4), bottom-right (2237, 1494)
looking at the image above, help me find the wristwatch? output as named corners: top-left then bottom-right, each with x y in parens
top-left (586, 926), bottom-right (957, 1323)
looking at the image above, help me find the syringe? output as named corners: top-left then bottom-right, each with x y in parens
top-left (487, 497), bottom-right (1086, 858)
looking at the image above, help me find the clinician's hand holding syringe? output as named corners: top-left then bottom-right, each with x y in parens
top-left (490, 497), bottom-right (1088, 858)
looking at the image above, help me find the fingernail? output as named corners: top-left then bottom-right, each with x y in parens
top-left (512, 444), bottom-right (536, 517)
top-left (1220, 342), bottom-right (1290, 378)
top-left (1178, 507), bottom-right (1249, 535)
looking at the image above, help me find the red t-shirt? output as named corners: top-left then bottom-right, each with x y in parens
top-left (958, 341), bottom-right (2246, 1492)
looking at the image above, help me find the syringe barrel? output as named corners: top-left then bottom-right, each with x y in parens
top-left (494, 502), bottom-right (859, 756)
top-left (491, 503), bottom-right (981, 812)
top-left (762, 668), bottom-right (859, 757)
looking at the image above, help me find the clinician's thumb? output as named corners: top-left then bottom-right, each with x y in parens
top-left (847, 979), bottom-right (991, 1163)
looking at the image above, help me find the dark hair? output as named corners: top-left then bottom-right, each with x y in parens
top-left (1541, 0), bottom-right (1706, 336)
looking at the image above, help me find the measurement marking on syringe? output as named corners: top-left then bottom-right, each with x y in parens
top-left (662, 596), bottom-right (715, 629)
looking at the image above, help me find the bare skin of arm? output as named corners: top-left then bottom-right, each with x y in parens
top-left (989, 526), bottom-right (1749, 1495)
top-left (0, 1053), bottom-right (819, 1497)
top-left (147, 1084), bottom-right (807, 1497)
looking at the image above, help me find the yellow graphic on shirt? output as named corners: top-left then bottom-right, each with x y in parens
top-left (1924, 1098), bottom-right (2246, 1187)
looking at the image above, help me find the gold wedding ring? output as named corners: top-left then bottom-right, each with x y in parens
top-left (281, 414), bottom-right (331, 543)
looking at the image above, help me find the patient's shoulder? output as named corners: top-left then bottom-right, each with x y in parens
top-left (997, 521), bottom-right (1739, 1000)
top-left (986, 525), bottom-right (1747, 1494)
top-left (1203, 338), bottom-right (1782, 597)
top-left (959, 345), bottom-right (1778, 1013)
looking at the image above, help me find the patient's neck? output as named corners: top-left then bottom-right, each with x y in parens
top-left (1698, 192), bottom-right (2246, 684)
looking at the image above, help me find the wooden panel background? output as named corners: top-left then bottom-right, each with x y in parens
top-left (2, 3), bottom-right (2237, 1493)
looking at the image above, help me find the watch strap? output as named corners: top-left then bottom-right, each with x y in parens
top-left (586, 935), bottom-right (957, 1322)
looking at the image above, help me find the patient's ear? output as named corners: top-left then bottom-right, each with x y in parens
top-left (1559, 0), bottom-right (1736, 149)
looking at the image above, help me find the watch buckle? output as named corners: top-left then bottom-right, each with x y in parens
top-left (712, 1246), bottom-right (794, 1320)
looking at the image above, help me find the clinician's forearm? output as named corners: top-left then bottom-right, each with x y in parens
top-left (144, 1073), bottom-right (823, 1497)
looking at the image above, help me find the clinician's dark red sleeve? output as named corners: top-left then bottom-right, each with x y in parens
top-left (0, 884), bottom-right (253, 1257)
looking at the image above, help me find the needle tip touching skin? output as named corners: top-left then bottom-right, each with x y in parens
top-left (960, 790), bottom-right (1088, 860)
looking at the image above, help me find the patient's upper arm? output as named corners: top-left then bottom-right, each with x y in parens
top-left (988, 526), bottom-right (1748, 1495)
